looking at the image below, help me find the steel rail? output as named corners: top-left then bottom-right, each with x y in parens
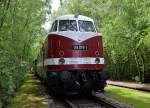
top-left (89, 94), bottom-right (123, 108)
top-left (61, 98), bottom-right (76, 108)
top-left (61, 94), bottom-right (124, 108)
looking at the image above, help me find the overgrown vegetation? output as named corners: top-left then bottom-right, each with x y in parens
top-left (0, 0), bottom-right (51, 107)
top-left (51, 0), bottom-right (150, 82)
top-left (7, 74), bottom-right (47, 108)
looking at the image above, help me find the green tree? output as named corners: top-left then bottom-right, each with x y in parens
top-left (50, 0), bottom-right (150, 82)
top-left (0, 0), bottom-right (51, 107)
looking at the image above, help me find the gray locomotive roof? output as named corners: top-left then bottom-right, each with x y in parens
top-left (56, 14), bottom-right (94, 22)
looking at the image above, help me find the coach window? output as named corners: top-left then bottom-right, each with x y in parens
top-left (59, 20), bottom-right (77, 31)
top-left (78, 20), bottom-right (95, 32)
top-left (50, 20), bottom-right (58, 32)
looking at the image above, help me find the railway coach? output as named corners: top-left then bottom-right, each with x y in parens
top-left (35, 14), bottom-right (107, 95)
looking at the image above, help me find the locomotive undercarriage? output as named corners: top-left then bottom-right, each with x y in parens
top-left (46, 70), bottom-right (107, 95)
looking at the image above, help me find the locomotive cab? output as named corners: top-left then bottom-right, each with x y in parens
top-left (37, 14), bottom-right (107, 95)
top-left (50, 15), bottom-right (96, 33)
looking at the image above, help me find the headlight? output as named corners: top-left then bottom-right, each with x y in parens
top-left (59, 58), bottom-right (65, 64)
top-left (95, 58), bottom-right (100, 64)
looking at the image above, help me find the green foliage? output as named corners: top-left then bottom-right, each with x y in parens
top-left (105, 85), bottom-right (150, 108)
top-left (7, 74), bottom-right (47, 108)
top-left (51, 0), bottom-right (150, 81)
top-left (0, 0), bottom-right (51, 107)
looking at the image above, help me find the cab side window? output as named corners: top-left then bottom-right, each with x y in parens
top-left (59, 20), bottom-right (77, 31)
top-left (78, 20), bottom-right (95, 32)
top-left (50, 20), bottom-right (58, 32)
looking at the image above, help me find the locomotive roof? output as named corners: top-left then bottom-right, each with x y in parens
top-left (56, 14), bottom-right (94, 22)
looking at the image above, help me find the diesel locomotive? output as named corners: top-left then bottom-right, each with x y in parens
top-left (34, 14), bottom-right (107, 95)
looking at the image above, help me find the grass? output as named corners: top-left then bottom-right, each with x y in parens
top-left (7, 74), bottom-right (47, 108)
top-left (105, 85), bottom-right (150, 108)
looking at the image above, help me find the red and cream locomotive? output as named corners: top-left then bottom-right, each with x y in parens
top-left (34, 14), bottom-right (107, 95)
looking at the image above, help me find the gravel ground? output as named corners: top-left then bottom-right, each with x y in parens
top-left (36, 80), bottom-right (53, 108)
top-left (36, 78), bottom-right (67, 108)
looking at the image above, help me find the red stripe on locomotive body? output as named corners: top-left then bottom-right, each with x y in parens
top-left (45, 34), bottom-right (104, 71)
top-left (47, 34), bottom-right (103, 58)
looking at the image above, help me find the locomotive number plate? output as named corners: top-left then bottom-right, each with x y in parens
top-left (72, 45), bottom-right (88, 50)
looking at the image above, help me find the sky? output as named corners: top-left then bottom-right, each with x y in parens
top-left (51, 0), bottom-right (60, 12)
top-left (42, 0), bottom-right (60, 31)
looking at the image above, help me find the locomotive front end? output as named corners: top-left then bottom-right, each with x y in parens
top-left (44, 14), bottom-right (107, 95)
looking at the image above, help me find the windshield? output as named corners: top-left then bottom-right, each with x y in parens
top-left (59, 20), bottom-right (77, 31)
top-left (78, 20), bottom-right (95, 32)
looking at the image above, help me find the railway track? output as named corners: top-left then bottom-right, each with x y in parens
top-left (37, 78), bottom-right (132, 108)
top-left (62, 97), bottom-right (102, 108)
top-left (89, 94), bottom-right (123, 108)
top-left (61, 94), bottom-right (126, 108)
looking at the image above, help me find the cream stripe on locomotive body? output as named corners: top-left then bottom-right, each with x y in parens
top-left (41, 57), bottom-right (104, 66)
